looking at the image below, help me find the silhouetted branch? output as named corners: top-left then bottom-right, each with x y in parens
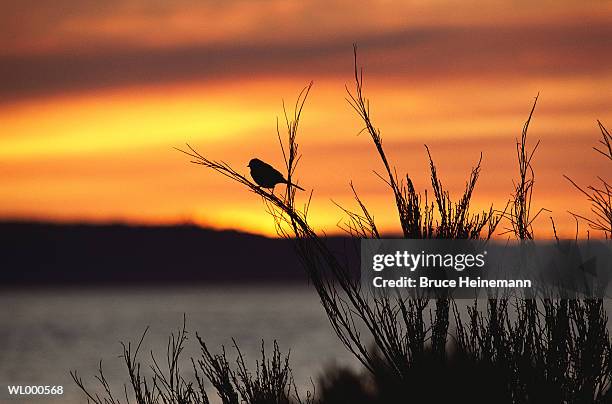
top-left (565, 121), bottom-right (612, 238)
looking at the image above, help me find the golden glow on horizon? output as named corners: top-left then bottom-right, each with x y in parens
top-left (0, 85), bottom-right (275, 159)
top-left (1, 76), bottom-right (610, 238)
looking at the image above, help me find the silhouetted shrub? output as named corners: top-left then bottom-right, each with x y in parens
top-left (72, 318), bottom-right (313, 404)
top-left (182, 48), bottom-right (610, 401)
top-left (75, 49), bottom-right (611, 403)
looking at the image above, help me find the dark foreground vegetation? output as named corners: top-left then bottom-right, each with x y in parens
top-left (73, 50), bottom-right (611, 403)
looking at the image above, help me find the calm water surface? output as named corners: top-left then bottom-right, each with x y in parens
top-left (2, 286), bottom-right (610, 404)
top-left (0, 286), bottom-right (356, 404)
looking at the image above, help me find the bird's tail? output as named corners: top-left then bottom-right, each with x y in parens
top-left (285, 181), bottom-right (305, 191)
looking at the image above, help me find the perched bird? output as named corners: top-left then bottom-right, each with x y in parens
top-left (248, 158), bottom-right (305, 191)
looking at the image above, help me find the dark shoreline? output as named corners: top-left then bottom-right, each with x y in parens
top-left (0, 221), bottom-right (358, 287)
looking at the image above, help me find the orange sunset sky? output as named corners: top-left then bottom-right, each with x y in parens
top-left (1, 1), bottom-right (611, 237)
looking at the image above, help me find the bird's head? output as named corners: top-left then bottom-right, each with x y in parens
top-left (248, 158), bottom-right (262, 168)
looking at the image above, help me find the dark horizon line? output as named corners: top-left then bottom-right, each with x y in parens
top-left (0, 218), bottom-right (365, 239)
top-left (0, 220), bottom-right (361, 287)
top-left (0, 218), bottom-right (286, 239)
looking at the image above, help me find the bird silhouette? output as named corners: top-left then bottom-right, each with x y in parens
top-left (248, 158), bottom-right (305, 191)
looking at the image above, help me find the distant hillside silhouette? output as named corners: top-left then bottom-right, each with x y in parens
top-left (0, 222), bottom-right (357, 287)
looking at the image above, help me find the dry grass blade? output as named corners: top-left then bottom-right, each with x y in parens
top-left (499, 94), bottom-right (550, 240)
top-left (565, 121), bottom-right (612, 238)
top-left (594, 120), bottom-right (612, 161)
top-left (333, 182), bottom-right (380, 239)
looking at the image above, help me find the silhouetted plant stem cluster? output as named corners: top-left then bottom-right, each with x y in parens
top-left (451, 298), bottom-right (611, 402)
top-left (503, 94), bottom-right (546, 240)
top-left (565, 121), bottom-right (612, 238)
top-left (75, 50), bottom-right (611, 403)
top-left (72, 318), bottom-right (313, 404)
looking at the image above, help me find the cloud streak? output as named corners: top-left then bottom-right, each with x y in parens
top-left (1, 18), bottom-right (612, 101)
